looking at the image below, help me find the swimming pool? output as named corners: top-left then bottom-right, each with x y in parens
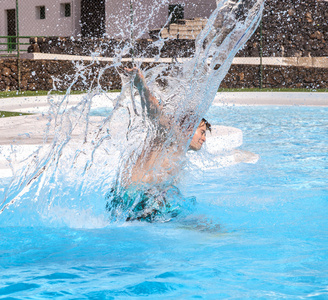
top-left (1, 105), bottom-right (327, 299)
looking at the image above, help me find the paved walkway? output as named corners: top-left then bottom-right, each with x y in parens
top-left (0, 91), bottom-right (327, 145)
top-left (1, 92), bottom-right (327, 114)
top-left (0, 92), bottom-right (327, 178)
top-left (0, 93), bottom-right (116, 114)
top-left (214, 92), bottom-right (328, 106)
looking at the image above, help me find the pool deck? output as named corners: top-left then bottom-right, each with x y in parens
top-left (1, 91), bottom-right (326, 142)
top-left (0, 92), bottom-right (327, 178)
top-left (215, 92), bottom-right (328, 107)
top-left (0, 92), bottom-right (327, 113)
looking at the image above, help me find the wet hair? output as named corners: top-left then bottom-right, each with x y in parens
top-left (200, 118), bottom-right (211, 132)
top-left (178, 111), bottom-right (198, 131)
top-left (179, 112), bottom-right (211, 132)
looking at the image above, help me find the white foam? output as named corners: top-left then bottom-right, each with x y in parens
top-left (206, 125), bottom-right (243, 153)
top-left (187, 125), bottom-right (259, 169)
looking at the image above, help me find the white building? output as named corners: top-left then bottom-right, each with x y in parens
top-left (0, 0), bottom-right (216, 52)
top-left (1, 0), bottom-right (81, 37)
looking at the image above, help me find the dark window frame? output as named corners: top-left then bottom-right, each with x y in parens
top-left (61, 3), bottom-right (71, 17)
top-left (38, 6), bottom-right (46, 19)
top-left (6, 9), bottom-right (16, 51)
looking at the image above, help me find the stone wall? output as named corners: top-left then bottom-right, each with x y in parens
top-left (1, 58), bottom-right (327, 92)
top-left (221, 65), bottom-right (328, 89)
top-left (238, 0), bottom-right (328, 57)
top-left (28, 0), bottom-right (328, 58)
top-left (28, 37), bottom-right (196, 58)
top-left (0, 59), bottom-right (122, 92)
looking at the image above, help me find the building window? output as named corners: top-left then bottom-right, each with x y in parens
top-left (61, 3), bottom-right (71, 17)
top-left (168, 4), bottom-right (184, 23)
top-left (6, 9), bottom-right (16, 51)
top-left (37, 6), bottom-right (46, 19)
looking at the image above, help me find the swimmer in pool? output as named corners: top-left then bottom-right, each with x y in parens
top-left (106, 67), bottom-right (211, 222)
top-left (123, 67), bottom-right (211, 186)
top-left (107, 0), bottom-right (265, 221)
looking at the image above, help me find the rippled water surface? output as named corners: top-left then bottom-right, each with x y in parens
top-left (1, 105), bottom-right (327, 299)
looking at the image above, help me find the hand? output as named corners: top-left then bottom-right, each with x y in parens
top-left (124, 67), bottom-right (140, 77)
top-left (124, 67), bottom-right (145, 86)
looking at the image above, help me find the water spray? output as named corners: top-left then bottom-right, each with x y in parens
top-left (129, 0), bottom-right (139, 116)
top-left (0, 0), bottom-right (266, 224)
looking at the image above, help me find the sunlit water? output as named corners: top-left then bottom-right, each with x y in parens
top-left (1, 105), bottom-right (327, 299)
top-left (1, 0), bottom-right (327, 298)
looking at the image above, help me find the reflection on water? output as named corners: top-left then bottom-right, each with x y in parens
top-left (0, 0), bottom-right (264, 226)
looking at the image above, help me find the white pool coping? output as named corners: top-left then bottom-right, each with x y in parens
top-left (20, 53), bottom-right (328, 68)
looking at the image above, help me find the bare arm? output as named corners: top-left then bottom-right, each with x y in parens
top-left (125, 67), bottom-right (162, 118)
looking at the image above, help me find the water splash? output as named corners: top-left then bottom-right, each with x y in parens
top-left (0, 0), bottom-right (264, 227)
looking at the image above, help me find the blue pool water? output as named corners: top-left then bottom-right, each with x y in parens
top-left (1, 105), bottom-right (327, 299)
